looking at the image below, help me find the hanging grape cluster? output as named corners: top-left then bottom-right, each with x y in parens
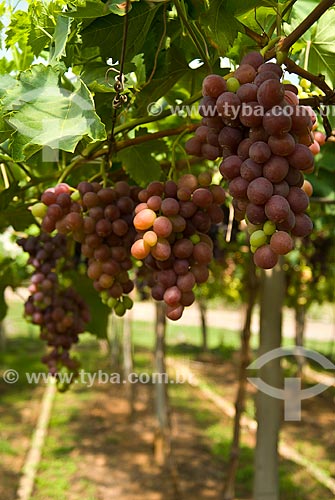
top-left (39, 181), bottom-right (139, 316)
top-left (131, 174), bottom-right (225, 320)
top-left (17, 233), bottom-right (90, 384)
top-left (186, 51), bottom-right (315, 269)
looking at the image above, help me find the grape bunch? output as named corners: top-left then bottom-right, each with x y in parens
top-left (38, 181), bottom-right (140, 316)
top-left (130, 173), bottom-right (225, 320)
top-left (17, 233), bottom-right (90, 386)
top-left (186, 51), bottom-right (315, 269)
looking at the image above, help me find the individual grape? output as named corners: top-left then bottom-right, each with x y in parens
top-left (180, 291), bottom-right (195, 307)
top-left (199, 96), bottom-right (217, 117)
top-left (285, 167), bottom-right (304, 187)
top-left (240, 51), bottom-right (264, 69)
top-left (249, 141), bottom-right (271, 163)
top-left (218, 127), bottom-right (243, 151)
top-left (249, 126), bottom-right (269, 143)
top-left (263, 220), bottom-right (276, 236)
top-left (156, 269), bottom-right (177, 288)
top-left (151, 238), bottom-right (171, 261)
top-left (31, 202), bottom-right (48, 218)
top-left (240, 159), bottom-right (262, 181)
top-left (273, 180), bottom-right (290, 197)
top-left (257, 79), bottom-right (284, 110)
top-left (254, 71), bottom-right (280, 86)
top-left (201, 144), bottom-right (220, 160)
top-left (177, 272), bottom-right (196, 292)
top-left (216, 92), bottom-right (241, 119)
top-left (131, 239), bottom-right (151, 259)
top-left (192, 188), bottom-right (213, 208)
top-left (166, 304), bottom-right (184, 321)
top-left (206, 129), bottom-right (220, 147)
top-left (283, 83), bottom-right (298, 95)
top-left (263, 156), bottom-right (289, 183)
top-left (302, 180), bottom-right (313, 197)
top-left (258, 62), bottom-right (283, 78)
top-left (287, 144), bottom-right (314, 170)
top-left (112, 219), bottom-right (128, 237)
top-left (193, 242), bottom-right (213, 264)
top-left (290, 107), bottom-right (312, 133)
top-left (237, 138), bottom-right (253, 160)
top-left (239, 101), bottom-right (263, 128)
top-left (265, 195), bottom-right (290, 223)
top-left (237, 83), bottom-right (258, 102)
top-left (270, 231), bottom-right (294, 255)
top-left (263, 108), bottom-right (292, 136)
top-left (229, 176), bottom-right (249, 199)
top-left (195, 126), bottom-right (209, 142)
top-left (253, 245), bottom-right (279, 269)
top-left (173, 238), bottom-right (194, 259)
top-left (268, 134), bottom-right (296, 156)
top-left (82, 191), bottom-right (100, 209)
top-left (309, 140), bottom-right (320, 156)
top-left (220, 155), bottom-right (242, 180)
top-left (284, 91), bottom-right (299, 106)
top-left (185, 137), bottom-right (202, 156)
top-left (202, 74), bottom-right (227, 98)
top-left (64, 212), bottom-right (83, 231)
top-left (163, 286), bottom-right (182, 306)
top-left (246, 203), bottom-right (267, 224)
top-left (291, 213), bottom-right (313, 237)
top-left (198, 172), bottom-right (212, 187)
top-left (143, 231), bottom-right (158, 247)
top-left (235, 64), bottom-right (257, 84)
top-left (134, 208), bottom-right (157, 230)
top-left (161, 198), bottom-right (180, 216)
top-left (207, 204), bottom-right (224, 223)
top-left (249, 230), bottom-right (267, 248)
top-left (226, 77), bottom-right (240, 92)
top-left (314, 131), bottom-right (326, 146)
top-left (210, 185), bottom-right (226, 204)
top-left (247, 177), bottom-right (273, 205)
top-left (286, 187), bottom-right (309, 213)
top-left (95, 219), bottom-right (113, 237)
top-left (153, 216), bottom-right (173, 238)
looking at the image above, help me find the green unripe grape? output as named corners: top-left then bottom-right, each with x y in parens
top-left (263, 220), bottom-right (276, 236)
top-left (31, 202), bottom-right (47, 218)
top-left (107, 297), bottom-right (117, 309)
top-left (190, 234), bottom-right (201, 244)
top-left (71, 190), bottom-right (81, 202)
top-left (226, 77), bottom-right (240, 92)
top-left (250, 230), bottom-right (267, 249)
top-left (247, 223), bottom-right (263, 235)
top-left (122, 296), bottom-right (133, 310)
top-left (250, 245), bottom-right (257, 254)
top-left (114, 300), bottom-right (126, 317)
top-left (300, 78), bottom-right (311, 90)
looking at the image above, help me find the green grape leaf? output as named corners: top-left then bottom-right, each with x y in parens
top-left (0, 204), bottom-right (35, 231)
top-left (50, 15), bottom-right (72, 63)
top-left (82, 2), bottom-right (160, 61)
top-left (315, 142), bottom-right (335, 173)
top-left (2, 64), bottom-right (106, 161)
top-left (202, 0), bottom-right (243, 54)
top-left (308, 8), bottom-right (335, 87)
top-left (118, 139), bottom-right (167, 186)
top-left (67, 272), bottom-right (110, 339)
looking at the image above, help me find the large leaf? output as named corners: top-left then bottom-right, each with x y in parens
top-left (202, 0), bottom-right (242, 54)
top-left (2, 65), bottom-right (106, 161)
top-left (65, 0), bottom-right (133, 18)
top-left (117, 137), bottom-right (167, 186)
top-left (67, 272), bottom-right (110, 339)
top-left (308, 8), bottom-right (335, 87)
top-left (0, 205), bottom-right (35, 231)
top-left (82, 2), bottom-right (160, 61)
top-left (50, 15), bottom-right (72, 63)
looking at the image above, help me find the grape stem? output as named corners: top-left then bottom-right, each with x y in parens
top-left (284, 58), bottom-right (333, 97)
top-left (265, 0), bottom-right (335, 59)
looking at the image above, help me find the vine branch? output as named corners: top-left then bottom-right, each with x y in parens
top-left (284, 58), bottom-right (333, 96)
top-left (265, 0), bottom-right (335, 59)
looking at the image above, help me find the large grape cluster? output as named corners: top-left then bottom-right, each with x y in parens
top-left (39, 181), bottom-right (139, 316)
top-left (17, 233), bottom-right (90, 384)
top-left (186, 52), bottom-right (315, 269)
top-left (130, 174), bottom-right (225, 320)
